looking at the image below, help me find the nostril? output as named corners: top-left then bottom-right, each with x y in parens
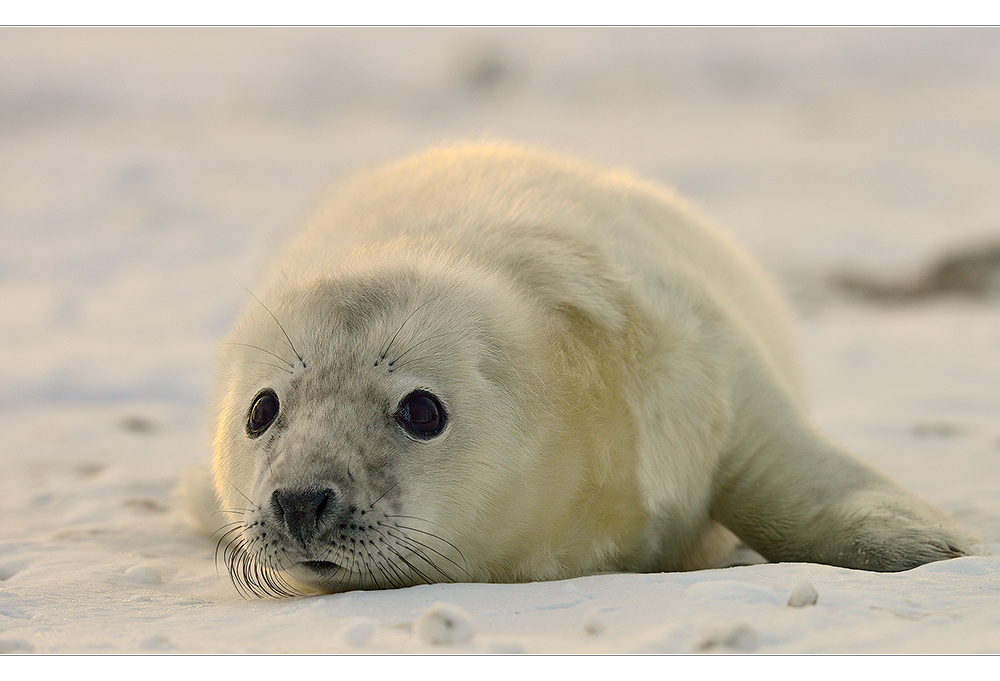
top-left (270, 487), bottom-right (336, 545)
top-left (314, 491), bottom-right (328, 520)
top-left (271, 489), bottom-right (286, 521)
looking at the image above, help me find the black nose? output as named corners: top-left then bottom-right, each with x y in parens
top-left (271, 487), bottom-right (335, 546)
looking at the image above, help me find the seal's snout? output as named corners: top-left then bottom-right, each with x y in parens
top-left (271, 487), bottom-right (336, 546)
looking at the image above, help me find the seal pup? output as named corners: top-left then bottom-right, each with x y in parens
top-left (210, 143), bottom-right (972, 597)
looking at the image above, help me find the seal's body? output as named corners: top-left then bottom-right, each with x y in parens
top-left (211, 144), bottom-right (970, 596)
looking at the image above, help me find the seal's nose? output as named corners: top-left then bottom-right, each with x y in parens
top-left (271, 487), bottom-right (334, 546)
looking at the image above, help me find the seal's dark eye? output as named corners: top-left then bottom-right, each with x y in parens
top-left (394, 390), bottom-right (446, 439)
top-left (247, 389), bottom-right (279, 438)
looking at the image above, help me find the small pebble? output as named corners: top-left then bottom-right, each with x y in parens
top-left (0, 638), bottom-right (34, 654)
top-left (696, 623), bottom-right (758, 653)
top-left (124, 565), bottom-right (163, 584)
top-left (787, 580), bottom-right (819, 607)
top-left (583, 608), bottom-right (605, 635)
top-left (340, 618), bottom-right (376, 647)
top-left (140, 634), bottom-right (172, 650)
top-left (487, 641), bottom-right (526, 654)
top-left (414, 601), bottom-right (475, 645)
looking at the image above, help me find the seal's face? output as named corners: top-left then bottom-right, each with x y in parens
top-left (212, 264), bottom-right (571, 596)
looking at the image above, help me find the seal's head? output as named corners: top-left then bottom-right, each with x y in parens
top-left (212, 246), bottom-right (644, 596)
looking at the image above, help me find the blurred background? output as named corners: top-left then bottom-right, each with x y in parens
top-left (1, 28), bottom-right (998, 480)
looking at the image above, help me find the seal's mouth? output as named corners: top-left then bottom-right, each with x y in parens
top-left (299, 560), bottom-right (340, 573)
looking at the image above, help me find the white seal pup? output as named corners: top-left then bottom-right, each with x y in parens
top-left (211, 143), bottom-right (972, 597)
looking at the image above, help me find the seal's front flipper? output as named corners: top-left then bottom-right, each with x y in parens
top-left (175, 463), bottom-right (225, 537)
top-left (710, 369), bottom-right (973, 572)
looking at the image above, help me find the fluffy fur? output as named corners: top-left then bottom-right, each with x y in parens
top-left (210, 143), bottom-right (972, 596)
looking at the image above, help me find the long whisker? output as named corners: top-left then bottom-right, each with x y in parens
top-left (217, 472), bottom-right (257, 509)
top-left (234, 279), bottom-right (306, 369)
top-left (219, 528), bottom-right (308, 599)
top-left (244, 360), bottom-right (295, 375)
top-left (383, 514), bottom-right (468, 563)
top-left (377, 295), bottom-right (441, 365)
top-left (382, 542), bottom-right (436, 586)
top-left (389, 534), bottom-right (459, 582)
top-left (381, 522), bottom-right (469, 576)
top-left (373, 544), bottom-right (408, 589)
top-left (366, 533), bottom-right (411, 588)
top-left (217, 342), bottom-right (295, 370)
top-left (386, 330), bottom-right (467, 372)
top-left (369, 482), bottom-right (400, 509)
top-left (211, 518), bottom-right (247, 538)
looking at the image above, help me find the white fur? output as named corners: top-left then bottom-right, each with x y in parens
top-left (210, 143), bottom-right (972, 594)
